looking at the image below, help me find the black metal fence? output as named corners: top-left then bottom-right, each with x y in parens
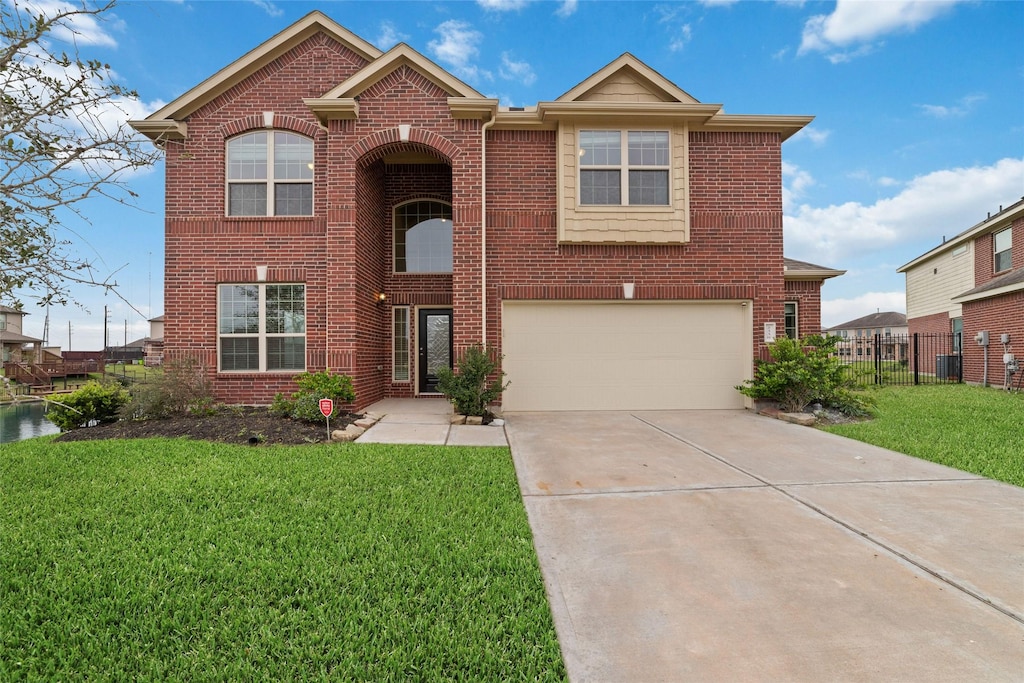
top-left (835, 333), bottom-right (962, 386)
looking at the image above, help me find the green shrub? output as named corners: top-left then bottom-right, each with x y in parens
top-left (737, 334), bottom-right (873, 416)
top-left (46, 381), bottom-right (130, 431)
top-left (121, 356), bottom-right (214, 419)
top-left (270, 371), bottom-right (355, 423)
top-left (437, 345), bottom-right (510, 417)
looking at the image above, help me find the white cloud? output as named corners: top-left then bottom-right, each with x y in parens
top-left (918, 93), bottom-right (986, 118)
top-left (822, 292), bottom-right (907, 328)
top-left (799, 0), bottom-right (962, 59)
top-left (375, 21), bottom-right (408, 50)
top-left (27, 0), bottom-right (120, 47)
top-left (248, 0), bottom-right (283, 18)
top-left (782, 161), bottom-right (815, 212)
top-left (785, 158), bottom-right (1024, 265)
top-left (428, 20), bottom-right (489, 82)
top-left (791, 126), bottom-right (830, 146)
top-left (555, 0), bottom-right (578, 18)
top-left (669, 24), bottom-right (693, 52)
top-left (499, 52), bottom-right (536, 86)
top-left (477, 0), bottom-right (531, 10)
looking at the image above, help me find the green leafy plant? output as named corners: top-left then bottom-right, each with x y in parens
top-left (121, 356), bottom-right (214, 420)
top-left (437, 344), bottom-right (510, 417)
top-left (46, 380), bottom-right (130, 431)
top-left (737, 334), bottom-right (873, 416)
top-left (270, 371), bottom-right (355, 423)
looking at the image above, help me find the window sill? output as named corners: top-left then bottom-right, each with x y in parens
top-left (574, 205), bottom-right (674, 213)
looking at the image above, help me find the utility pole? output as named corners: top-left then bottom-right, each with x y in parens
top-left (103, 305), bottom-right (109, 353)
top-left (68, 321), bottom-right (72, 351)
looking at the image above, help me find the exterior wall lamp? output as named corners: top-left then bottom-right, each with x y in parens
top-left (376, 292), bottom-right (387, 305)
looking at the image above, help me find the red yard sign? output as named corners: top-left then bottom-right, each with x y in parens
top-left (319, 398), bottom-right (334, 418)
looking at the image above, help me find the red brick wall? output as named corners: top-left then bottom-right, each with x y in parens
top-left (975, 216), bottom-right (1023, 284)
top-left (962, 293), bottom-right (1024, 387)
top-left (905, 311), bottom-right (955, 376)
top-left (783, 280), bottom-right (823, 337)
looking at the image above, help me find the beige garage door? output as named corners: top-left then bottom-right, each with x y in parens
top-left (501, 301), bottom-right (751, 411)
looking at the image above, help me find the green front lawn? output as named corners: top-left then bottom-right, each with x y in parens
top-left (1, 439), bottom-right (565, 680)
top-left (822, 385), bottom-right (1024, 487)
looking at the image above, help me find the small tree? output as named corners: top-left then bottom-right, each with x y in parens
top-left (737, 334), bottom-right (872, 416)
top-left (1, 1), bottom-right (160, 307)
top-left (436, 344), bottom-right (509, 417)
top-left (121, 356), bottom-right (214, 419)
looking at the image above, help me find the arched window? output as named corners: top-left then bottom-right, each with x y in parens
top-left (394, 200), bottom-right (452, 273)
top-left (226, 131), bottom-right (313, 216)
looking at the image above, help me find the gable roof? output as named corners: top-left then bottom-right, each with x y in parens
top-left (305, 42), bottom-right (494, 125)
top-left (558, 53), bottom-right (701, 104)
top-left (825, 311), bottom-right (907, 331)
top-left (131, 11), bottom-right (382, 142)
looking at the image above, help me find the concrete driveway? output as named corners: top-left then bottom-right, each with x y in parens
top-left (505, 410), bottom-right (1024, 682)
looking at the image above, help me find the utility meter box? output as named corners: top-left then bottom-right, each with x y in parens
top-left (976, 330), bottom-right (989, 346)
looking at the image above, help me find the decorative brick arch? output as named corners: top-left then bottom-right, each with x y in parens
top-left (350, 127), bottom-right (460, 167)
top-left (218, 113), bottom-right (321, 140)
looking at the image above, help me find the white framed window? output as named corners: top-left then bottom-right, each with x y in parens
top-left (393, 306), bottom-right (410, 382)
top-left (218, 283), bottom-right (305, 372)
top-left (578, 130), bottom-right (670, 206)
top-left (783, 302), bottom-right (798, 340)
top-left (226, 131), bottom-right (313, 216)
top-left (994, 227), bottom-right (1012, 273)
top-left (394, 200), bottom-right (453, 273)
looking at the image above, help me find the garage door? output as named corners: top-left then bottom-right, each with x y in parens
top-left (501, 301), bottom-right (751, 411)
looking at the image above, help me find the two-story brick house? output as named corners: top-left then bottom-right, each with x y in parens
top-left (899, 198), bottom-right (1023, 388)
top-left (130, 11), bottom-right (840, 411)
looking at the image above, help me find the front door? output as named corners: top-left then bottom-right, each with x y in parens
top-left (418, 308), bottom-right (452, 394)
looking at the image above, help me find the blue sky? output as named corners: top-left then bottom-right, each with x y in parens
top-left (18, 0), bottom-right (1024, 350)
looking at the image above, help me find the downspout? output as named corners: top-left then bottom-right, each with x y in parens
top-left (480, 111), bottom-right (497, 345)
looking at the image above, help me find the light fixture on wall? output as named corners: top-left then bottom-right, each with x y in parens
top-left (376, 292), bottom-right (388, 305)
top-left (622, 282), bottom-right (635, 299)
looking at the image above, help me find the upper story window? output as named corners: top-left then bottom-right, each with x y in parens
top-left (226, 131), bottom-right (313, 216)
top-left (218, 283), bottom-right (305, 372)
top-left (994, 227), bottom-right (1012, 273)
top-left (394, 200), bottom-right (453, 273)
top-left (578, 130), bottom-right (669, 206)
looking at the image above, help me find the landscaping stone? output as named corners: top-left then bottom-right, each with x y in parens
top-left (354, 417), bottom-right (377, 429)
top-left (331, 429), bottom-right (357, 442)
top-left (466, 416), bottom-right (483, 425)
top-left (450, 415), bottom-right (467, 425)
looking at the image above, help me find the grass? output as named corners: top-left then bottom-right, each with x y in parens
top-left (822, 384), bottom-right (1024, 487)
top-left (0, 439), bottom-right (566, 681)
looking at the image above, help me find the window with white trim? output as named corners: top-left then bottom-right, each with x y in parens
top-left (783, 302), bottom-right (798, 340)
top-left (579, 130), bottom-right (670, 206)
top-left (218, 284), bottom-right (305, 372)
top-left (994, 227), bottom-right (1012, 273)
top-left (393, 306), bottom-right (410, 382)
top-left (227, 131), bottom-right (313, 216)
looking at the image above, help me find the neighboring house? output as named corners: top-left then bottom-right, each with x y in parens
top-left (0, 306), bottom-right (43, 364)
top-left (145, 315), bottom-right (165, 367)
top-left (130, 11), bottom-right (842, 411)
top-left (899, 198), bottom-right (1023, 387)
top-left (825, 311), bottom-right (909, 362)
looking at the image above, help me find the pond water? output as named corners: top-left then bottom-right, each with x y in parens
top-left (0, 401), bottom-right (61, 444)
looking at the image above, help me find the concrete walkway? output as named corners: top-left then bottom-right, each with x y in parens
top-left (506, 410), bottom-right (1024, 682)
top-left (355, 398), bottom-right (508, 447)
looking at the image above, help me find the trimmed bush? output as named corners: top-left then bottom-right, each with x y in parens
top-left (47, 381), bottom-right (130, 431)
top-left (437, 345), bottom-right (509, 417)
top-left (270, 371), bottom-right (355, 423)
top-left (122, 356), bottom-right (214, 419)
top-left (737, 334), bottom-right (873, 416)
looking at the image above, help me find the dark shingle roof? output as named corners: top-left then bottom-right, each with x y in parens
top-left (826, 311), bottom-right (907, 331)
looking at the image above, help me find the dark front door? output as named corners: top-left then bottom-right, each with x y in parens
top-left (418, 308), bottom-right (452, 394)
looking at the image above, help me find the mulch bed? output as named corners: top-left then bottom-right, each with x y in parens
top-left (53, 406), bottom-right (359, 446)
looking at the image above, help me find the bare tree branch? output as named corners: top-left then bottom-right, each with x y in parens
top-left (0, 0), bottom-right (160, 307)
